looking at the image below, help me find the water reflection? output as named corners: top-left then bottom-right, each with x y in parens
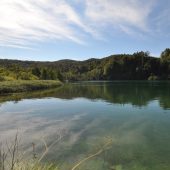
top-left (0, 81), bottom-right (170, 109)
top-left (0, 81), bottom-right (170, 170)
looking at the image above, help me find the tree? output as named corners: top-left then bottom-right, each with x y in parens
top-left (32, 67), bottom-right (41, 78)
top-left (57, 71), bottom-right (64, 82)
top-left (41, 68), bottom-right (48, 80)
top-left (161, 48), bottom-right (170, 62)
top-left (48, 70), bottom-right (56, 80)
top-left (104, 63), bottom-right (112, 78)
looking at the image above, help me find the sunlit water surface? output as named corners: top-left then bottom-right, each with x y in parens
top-left (0, 81), bottom-right (170, 170)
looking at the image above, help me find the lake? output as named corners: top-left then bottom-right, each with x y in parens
top-left (0, 81), bottom-right (170, 170)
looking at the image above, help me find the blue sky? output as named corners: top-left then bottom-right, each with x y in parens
top-left (0, 0), bottom-right (169, 61)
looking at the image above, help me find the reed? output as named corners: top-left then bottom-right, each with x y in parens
top-left (0, 133), bottom-right (62, 170)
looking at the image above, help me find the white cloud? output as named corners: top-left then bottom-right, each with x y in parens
top-left (84, 0), bottom-right (155, 33)
top-left (0, 0), bottom-right (160, 48)
top-left (0, 0), bottom-right (93, 47)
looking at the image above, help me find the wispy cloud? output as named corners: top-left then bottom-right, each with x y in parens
top-left (0, 0), bottom-right (92, 47)
top-left (0, 0), bottom-right (168, 48)
top-left (84, 0), bottom-right (155, 34)
top-left (153, 8), bottom-right (170, 35)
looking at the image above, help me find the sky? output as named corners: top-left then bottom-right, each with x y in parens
top-left (0, 0), bottom-right (169, 61)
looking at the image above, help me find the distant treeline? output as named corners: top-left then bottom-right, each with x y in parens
top-left (0, 48), bottom-right (170, 81)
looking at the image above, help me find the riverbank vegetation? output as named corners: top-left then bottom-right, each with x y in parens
top-left (0, 48), bottom-right (170, 81)
top-left (0, 80), bottom-right (62, 94)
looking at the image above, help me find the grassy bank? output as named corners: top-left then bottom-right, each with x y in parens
top-left (0, 80), bottom-right (63, 94)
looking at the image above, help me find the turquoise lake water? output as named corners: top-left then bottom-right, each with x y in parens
top-left (0, 81), bottom-right (170, 170)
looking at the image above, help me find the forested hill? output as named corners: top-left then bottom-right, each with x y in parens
top-left (0, 49), bottom-right (170, 81)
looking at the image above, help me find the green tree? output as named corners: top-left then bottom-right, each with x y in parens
top-left (57, 71), bottom-right (64, 82)
top-left (32, 67), bottom-right (41, 78)
top-left (48, 70), bottom-right (56, 80)
top-left (41, 68), bottom-right (48, 80)
top-left (161, 48), bottom-right (170, 62)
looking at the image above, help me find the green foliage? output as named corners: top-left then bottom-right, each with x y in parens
top-left (161, 48), bottom-right (170, 62)
top-left (57, 71), bottom-right (64, 82)
top-left (0, 49), bottom-right (169, 81)
top-left (32, 67), bottom-right (41, 77)
top-left (148, 73), bottom-right (159, 80)
top-left (41, 68), bottom-right (48, 80)
top-left (0, 80), bottom-right (62, 94)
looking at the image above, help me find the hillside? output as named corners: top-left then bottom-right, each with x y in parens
top-left (0, 49), bottom-right (170, 81)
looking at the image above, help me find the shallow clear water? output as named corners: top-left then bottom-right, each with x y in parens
top-left (0, 81), bottom-right (170, 170)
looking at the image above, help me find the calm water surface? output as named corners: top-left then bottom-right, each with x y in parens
top-left (0, 81), bottom-right (170, 170)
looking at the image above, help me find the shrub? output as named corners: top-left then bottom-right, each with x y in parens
top-left (148, 74), bottom-right (159, 80)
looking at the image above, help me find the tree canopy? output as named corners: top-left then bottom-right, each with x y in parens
top-left (0, 49), bottom-right (170, 81)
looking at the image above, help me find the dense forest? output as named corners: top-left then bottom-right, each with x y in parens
top-left (0, 48), bottom-right (170, 81)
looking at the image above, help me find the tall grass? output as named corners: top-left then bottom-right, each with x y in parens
top-left (0, 133), bottom-right (62, 170)
top-left (0, 80), bottom-right (62, 94)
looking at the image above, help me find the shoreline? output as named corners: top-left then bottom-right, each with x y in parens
top-left (0, 80), bottom-right (63, 94)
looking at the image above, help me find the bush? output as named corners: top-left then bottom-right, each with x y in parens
top-left (148, 74), bottom-right (159, 80)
